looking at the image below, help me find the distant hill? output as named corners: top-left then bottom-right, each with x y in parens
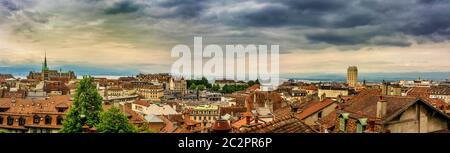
top-left (0, 65), bottom-right (138, 78)
top-left (1, 65), bottom-right (449, 82)
top-left (282, 72), bottom-right (450, 82)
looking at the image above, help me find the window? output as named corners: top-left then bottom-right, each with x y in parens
top-left (18, 116), bottom-right (26, 126)
top-left (45, 115), bottom-right (52, 125)
top-left (0, 116), bottom-right (3, 124)
top-left (356, 124), bottom-right (364, 133)
top-left (56, 116), bottom-right (63, 125)
top-left (193, 116), bottom-right (197, 120)
top-left (339, 113), bottom-right (349, 132)
top-left (356, 118), bottom-right (368, 133)
top-left (33, 115), bottom-right (40, 124)
top-left (318, 111), bottom-right (322, 119)
top-left (7, 116), bottom-right (13, 125)
top-left (339, 118), bottom-right (346, 132)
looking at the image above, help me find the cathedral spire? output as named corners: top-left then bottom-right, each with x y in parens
top-left (42, 51), bottom-right (49, 72)
top-left (44, 51), bottom-right (48, 69)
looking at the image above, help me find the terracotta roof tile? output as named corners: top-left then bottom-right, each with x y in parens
top-left (238, 115), bottom-right (318, 133)
top-left (133, 100), bottom-right (151, 107)
top-left (297, 98), bottom-right (335, 119)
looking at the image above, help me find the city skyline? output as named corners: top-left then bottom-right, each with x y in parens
top-left (0, 52), bottom-right (449, 82)
top-left (1, 0), bottom-right (450, 76)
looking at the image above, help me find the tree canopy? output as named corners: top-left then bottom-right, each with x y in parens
top-left (96, 107), bottom-right (136, 133)
top-left (60, 76), bottom-right (103, 133)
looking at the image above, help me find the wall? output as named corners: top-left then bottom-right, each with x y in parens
top-left (318, 89), bottom-right (348, 98)
top-left (385, 103), bottom-right (448, 133)
top-left (303, 103), bottom-right (337, 125)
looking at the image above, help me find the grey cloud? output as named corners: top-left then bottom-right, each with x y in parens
top-left (156, 0), bottom-right (210, 18)
top-left (3, 0), bottom-right (450, 50)
top-left (104, 0), bottom-right (143, 15)
top-left (1, 0), bottom-right (20, 11)
top-left (202, 0), bottom-right (450, 47)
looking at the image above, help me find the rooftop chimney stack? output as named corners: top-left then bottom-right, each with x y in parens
top-left (245, 114), bottom-right (251, 125)
top-left (376, 96), bottom-right (387, 118)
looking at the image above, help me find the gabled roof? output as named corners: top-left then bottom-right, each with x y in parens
top-left (237, 115), bottom-right (318, 133)
top-left (144, 114), bottom-right (164, 123)
top-left (297, 98), bottom-right (335, 120)
top-left (133, 100), bottom-right (151, 107)
top-left (317, 110), bottom-right (337, 129)
top-left (340, 89), bottom-right (450, 123)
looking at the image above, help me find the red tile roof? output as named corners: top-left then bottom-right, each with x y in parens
top-left (246, 91), bottom-right (283, 111)
top-left (133, 100), bottom-right (151, 107)
top-left (297, 98), bottom-right (335, 119)
top-left (342, 89), bottom-right (449, 122)
top-left (301, 85), bottom-right (317, 91)
top-left (407, 87), bottom-right (448, 109)
top-left (247, 84), bottom-right (260, 92)
top-left (0, 95), bottom-right (72, 130)
top-left (237, 115), bottom-right (318, 133)
top-left (317, 110), bottom-right (337, 129)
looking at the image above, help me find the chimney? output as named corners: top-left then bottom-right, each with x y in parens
top-left (376, 96), bottom-right (387, 118)
top-left (254, 92), bottom-right (257, 106)
top-left (245, 115), bottom-right (251, 125)
top-left (243, 111), bottom-right (252, 125)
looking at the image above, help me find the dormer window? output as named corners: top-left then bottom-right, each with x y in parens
top-left (18, 116), bottom-right (26, 126)
top-left (356, 118), bottom-right (368, 133)
top-left (7, 116), bottom-right (13, 125)
top-left (45, 115), bottom-right (52, 125)
top-left (33, 115), bottom-right (40, 124)
top-left (339, 113), bottom-right (349, 132)
top-left (56, 115), bottom-right (63, 125)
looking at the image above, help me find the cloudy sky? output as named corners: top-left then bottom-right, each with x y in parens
top-left (0, 0), bottom-right (449, 76)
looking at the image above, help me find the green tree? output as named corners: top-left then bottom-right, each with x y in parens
top-left (200, 77), bottom-right (208, 85)
top-left (197, 84), bottom-right (206, 91)
top-left (189, 83), bottom-right (197, 91)
top-left (137, 122), bottom-right (158, 133)
top-left (60, 76), bottom-right (103, 133)
top-left (211, 84), bottom-right (220, 91)
top-left (248, 80), bottom-right (255, 86)
top-left (222, 84), bottom-right (229, 93)
top-left (96, 107), bottom-right (136, 133)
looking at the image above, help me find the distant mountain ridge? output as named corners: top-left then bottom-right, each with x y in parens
top-left (1, 65), bottom-right (449, 82)
top-left (283, 72), bottom-right (450, 82)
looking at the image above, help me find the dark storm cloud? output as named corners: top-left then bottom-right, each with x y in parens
top-left (224, 0), bottom-right (364, 28)
top-left (156, 0), bottom-right (210, 18)
top-left (3, 0), bottom-right (450, 49)
top-left (198, 0), bottom-right (450, 47)
top-left (0, 0), bottom-right (20, 11)
top-left (280, 0), bottom-right (348, 11)
top-left (104, 0), bottom-right (142, 15)
top-left (236, 4), bottom-right (291, 27)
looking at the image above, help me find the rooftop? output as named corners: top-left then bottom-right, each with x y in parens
top-left (237, 115), bottom-right (318, 133)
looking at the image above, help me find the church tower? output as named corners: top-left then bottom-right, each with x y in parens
top-left (42, 52), bottom-right (50, 81)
